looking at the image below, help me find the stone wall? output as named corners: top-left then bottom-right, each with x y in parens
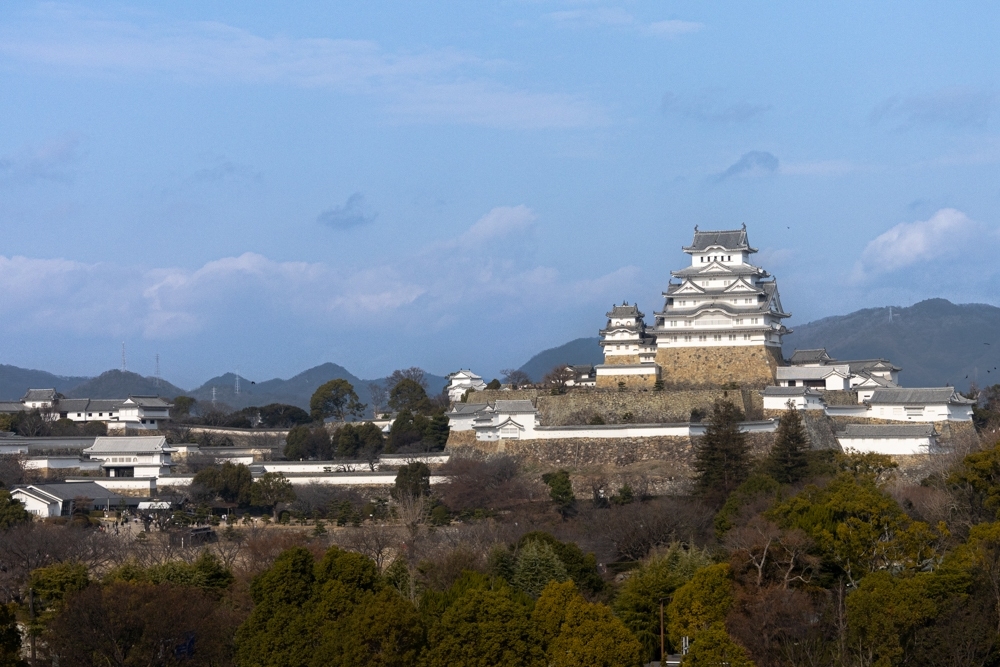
top-left (602, 354), bottom-right (640, 365)
top-left (446, 430), bottom-right (477, 448)
top-left (595, 373), bottom-right (658, 390)
top-left (536, 389), bottom-right (756, 426)
top-left (460, 389), bottom-right (539, 404)
top-left (654, 345), bottom-right (782, 389)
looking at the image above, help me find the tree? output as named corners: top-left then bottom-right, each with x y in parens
top-left (501, 369), bottom-right (532, 389)
top-left (694, 400), bottom-right (750, 504)
top-left (336, 422), bottom-right (385, 460)
top-left (310, 379), bottom-right (366, 422)
top-left (388, 378), bottom-right (433, 415)
top-left (46, 581), bottom-right (239, 667)
top-left (0, 603), bottom-right (25, 667)
top-left (315, 588), bottom-right (425, 666)
top-left (542, 470), bottom-right (576, 519)
top-left (511, 540), bottom-right (569, 598)
top-left (256, 403), bottom-right (312, 428)
top-left (486, 379), bottom-right (502, 390)
top-left (667, 563), bottom-right (734, 647)
top-left (0, 490), bottom-right (31, 529)
top-left (28, 562), bottom-right (90, 613)
top-left (532, 581), bottom-right (581, 648)
top-left (685, 622), bottom-right (755, 667)
top-left (765, 403), bottom-right (810, 484)
top-left (845, 571), bottom-right (940, 667)
top-left (548, 597), bottom-right (644, 667)
top-left (193, 461), bottom-right (253, 505)
top-left (393, 462), bottom-right (430, 500)
top-left (252, 472), bottom-right (296, 519)
top-left (613, 543), bottom-right (714, 660)
top-left (284, 424), bottom-right (332, 460)
top-left (171, 395), bottom-right (197, 420)
top-left (421, 586), bottom-right (544, 667)
top-left (387, 367), bottom-right (427, 390)
top-left (368, 382), bottom-right (389, 417)
top-left (516, 532), bottom-right (605, 595)
top-left (542, 365), bottom-right (576, 391)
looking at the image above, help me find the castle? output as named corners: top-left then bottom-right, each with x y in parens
top-left (597, 225), bottom-right (790, 389)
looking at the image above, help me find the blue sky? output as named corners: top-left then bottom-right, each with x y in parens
top-left (1, 2), bottom-right (999, 388)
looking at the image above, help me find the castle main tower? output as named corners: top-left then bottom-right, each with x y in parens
top-left (651, 224), bottom-right (790, 387)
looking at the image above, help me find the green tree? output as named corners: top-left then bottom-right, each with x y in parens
top-left (314, 588), bottom-right (425, 667)
top-left (252, 472), bottom-right (296, 519)
top-left (846, 571), bottom-right (942, 667)
top-left (948, 442), bottom-right (1000, 520)
top-left (310, 379), bottom-right (366, 422)
top-left (517, 532), bottom-right (605, 595)
top-left (765, 403), bottom-right (810, 484)
top-left (193, 461), bottom-right (253, 505)
top-left (424, 413), bottom-right (450, 450)
top-left (613, 543), bottom-right (714, 660)
top-left (512, 540), bottom-right (569, 598)
top-left (770, 473), bottom-right (939, 586)
top-left (388, 378), bottom-right (433, 415)
top-left (694, 400), bottom-right (750, 503)
top-left (0, 603), bottom-right (26, 667)
top-left (387, 409), bottom-right (426, 452)
top-left (257, 403), bottom-right (312, 428)
top-left (171, 395), bottom-right (196, 419)
top-left (549, 597), bottom-right (644, 667)
top-left (542, 470), bottom-right (576, 519)
top-left (666, 563), bottom-right (733, 647)
top-left (0, 490), bottom-right (31, 529)
top-left (284, 424), bottom-right (332, 460)
top-left (684, 622), bottom-right (755, 667)
top-left (532, 581), bottom-right (580, 648)
top-left (28, 562), bottom-right (90, 612)
top-left (714, 473), bottom-right (781, 536)
top-left (421, 586), bottom-right (544, 667)
top-left (336, 422), bottom-right (385, 460)
top-left (106, 552), bottom-right (234, 593)
top-left (392, 462), bottom-right (430, 500)
top-left (486, 379), bottom-right (502, 390)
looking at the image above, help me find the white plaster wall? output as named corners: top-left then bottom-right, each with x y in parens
top-left (838, 436), bottom-right (932, 456)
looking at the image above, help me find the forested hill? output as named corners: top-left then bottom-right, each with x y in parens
top-left (518, 337), bottom-right (603, 382)
top-left (784, 298), bottom-right (1000, 389)
top-left (66, 370), bottom-right (187, 400)
top-left (0, 365), bottom-right (90, 401)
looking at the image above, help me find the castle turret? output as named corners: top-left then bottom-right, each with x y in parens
top-left (595, 303), bottom-right (660, 388)
top-left (652, 225), bottom-right (790, 387)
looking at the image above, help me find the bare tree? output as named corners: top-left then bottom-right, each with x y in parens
top-left (369, 382), bottom-right (389, 417)
top-left (340, 524), bottom-right (401, 571)
top-left (542, 365), bottom-right (577, 390)
top-left (500, 368), bottom-right (532, 389)
top-left (387, 367), bottom-right (427, 390)
top-left (0, 453), bottom-right (27, 487)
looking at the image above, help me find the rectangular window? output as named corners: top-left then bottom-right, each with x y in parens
top-left (684, 335), bottom-right (691, 342)
top-left (743, 334), bottom-right (751, 340)
top-left (698, 334), bottom-right (707, 342)
top-left (713, 334), bottom-right (722, 341)
top-left (728, 334), bottom-right (736, 341)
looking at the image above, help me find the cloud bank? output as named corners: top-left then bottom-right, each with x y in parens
top-left (317, 193), bottom-right (377, 230)
top-left (715, 151), bottom-right (779, 182)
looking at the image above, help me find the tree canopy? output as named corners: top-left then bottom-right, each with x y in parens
top-left (310, 379), bottom-right (366, 422)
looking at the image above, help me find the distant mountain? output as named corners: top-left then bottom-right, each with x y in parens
top-left (66, 370), bottom-right (188, 400)
top-left (519, 337), bottom-right (604, 382)
top-left (0, 365), bottom-right (90, 401)
top-left (189, 363), bottom-right (450, 412)
top-left (784, 299), bottom-right (1000, 389)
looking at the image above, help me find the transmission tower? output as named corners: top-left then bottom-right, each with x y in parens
top-left (212, 387), bottom-right (217, 406)
top-left (154, 354), bottom-right (161, 388)
top-left (235, 369), bottom-right (240, 395)
top-left (121, 342), bottom-right (127, 372)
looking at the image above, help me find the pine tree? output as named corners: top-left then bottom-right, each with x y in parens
top-left (693, 400), bottom-right (750, 502)
top-left (766, 403), bottom-right (811, 484)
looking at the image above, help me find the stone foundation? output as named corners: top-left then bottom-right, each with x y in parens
top-left (537, 389), bottom-right (754, 425)
top-left (654, 345), bottom-right (782, 388)
top-left (595, 373), bottom-right (658, 390)
top-left (602, 354), bottom-right (641, 365)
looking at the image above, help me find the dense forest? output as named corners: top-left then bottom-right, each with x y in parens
top-left (2, 387), bottom-right (1000, 666)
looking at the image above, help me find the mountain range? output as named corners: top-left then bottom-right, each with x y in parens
top-left (2, 298), bottom-right (997, 408)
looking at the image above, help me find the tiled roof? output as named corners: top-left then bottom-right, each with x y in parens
top-left (17, 481), bottom-right (124, 502)
top-left (762, 386), bottom-right (823, 396)
top-left (606, 303), bottom-right (644, 319)
top-left (493, 400), bottom-right (536, 413)
top-left (868, 388), bottom-right (973, 405)
top-left (683, 227), bottom-right (757, 253)
top-left (843, 359), bottom-right (902, 373)
top-left (124, 396), bottom-right (172, 408)
top-left (776, 366), bottom-right (849, 381)
top-left (840, 424), bottom-right (935, 438)
top-left (448, 403), bottom-right (489, 415)
top-left (789, 348), bottom-right (833, 364)
top-left (22, 389), bottom-right (57, 402)
top-left (58, 398), bottom-right (91, 412)
top-left (0, 401), bottom-right (22, 413)
top-left (85, 436), bottom-right (170, 453)
top-left (671, 263), bottom-right (766, 278)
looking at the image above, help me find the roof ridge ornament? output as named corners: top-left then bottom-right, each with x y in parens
top-left (694, 225), bottom-right (699, 232)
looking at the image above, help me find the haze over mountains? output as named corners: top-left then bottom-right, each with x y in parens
top-left (2, 299), bottom-right (997, 408)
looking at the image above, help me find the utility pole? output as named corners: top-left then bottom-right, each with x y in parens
top-left (660, 598), bottom-right (665, 663)
top-left (29, 588), bottom-right (36, 667)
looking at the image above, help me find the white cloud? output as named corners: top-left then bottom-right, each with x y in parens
top-left (0, 205), bottom-right (638, 343)
top-left (0, 7), bottom-right (604, 129)
top-left (851, 208), bottom-right (993, 282)
top-left (547, 8), bottom-right (702, 38)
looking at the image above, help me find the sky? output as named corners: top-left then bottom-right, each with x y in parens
top-left (2, 1), bottom-right (1000, 389)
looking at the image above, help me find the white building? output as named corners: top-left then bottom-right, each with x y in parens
top-left (762, 386), bottom-right (826, 411)
top-left (782, 349), bottom-right (901, 392)
top-left (836, 424), bottom-right (937, 456)
top-left (446, 403), bottom-right (490, 431)
top-left (473, 400), bottom-right (540, 441)
top-left (446, 370), bottom-right (487, 402)
top-left (654, 226), bottom-right (791, 349)
top-left (0, 391), bottom-right (174, 430)
top-left (83, 435), bottom-right (176, 478)
top-left (21, 389), bottom-right (58, 410)
top-left (112, 396), bottom-right (173, 431)
top-left (11, 481), bottom-right (125, 518)
top-left (864, 387), bottom-right (975, 422)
